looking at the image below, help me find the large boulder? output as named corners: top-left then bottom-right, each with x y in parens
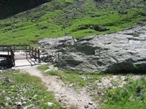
top-left (58, 25), bottom-right (146, 73)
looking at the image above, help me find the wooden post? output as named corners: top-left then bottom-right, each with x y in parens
top-left (13, 45), bottom-right (15, 52)
top-left (8, 47), bottom-right (10, 55)
top-left (31, 47), bottom-right (33, 58)
top-left (29, 46), bottom-right (31, 57)
top-left (26, 46), bottom-right (28, 59)
top-left (38, 49), bottom-right (41, 63)
top-left (35, 48), bottom-right (37, 61)
top-left (10, 49), bottom-right (15, 66)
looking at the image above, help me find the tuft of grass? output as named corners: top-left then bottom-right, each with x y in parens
top-left (37, 64), bottom-right (49, 71)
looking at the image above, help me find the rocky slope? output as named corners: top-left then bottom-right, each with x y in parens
top-left (38, 21), bottom-right (146, 73)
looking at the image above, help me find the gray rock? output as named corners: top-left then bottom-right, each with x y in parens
top-left (46, 102), bottom-right (54, 106)
top-left (44, 65), bottom-right (58, 72)
top-left (22, 101), bottom-right (27, 105)
top-left (16, 102), bottom-right (22, 106)
top-left (4, 77), bottom-right (10, 83)
top-left (38, 36), bottom-right (77, 51)
top-left (4, 96), bottom-right (11, 101)
top-left (84, 105), bottom-right (89, 108)
top-left (40, 26), bottom-right (48, 30)
top-left (93, 25), bottom-right (109, 31)
top-left (58, 24), bottom-right (146, 73)
top-left (38, 36), bottom-right (77, 62)
top-left (24, 104), bottom-right (34, 109)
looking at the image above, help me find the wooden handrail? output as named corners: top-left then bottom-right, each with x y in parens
top-left (0, 44), bottom-right (41, 64)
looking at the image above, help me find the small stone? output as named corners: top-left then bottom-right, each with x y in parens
top-left (22, 101), bottom-right (27, 105)
top-left (8, 101), bottom-right (13, 105)
top-left (33, 95), bottom-right (37, 98)
top-left (46, 102), bottom-right (54, 106)
top-left (69, 83), bottom-right (74, 87)
top-left (21, 97), bottom-right (26, 102)
top-left (104, 100), bottom-right (108, 103)
top-left (4, 96), bottom-right (11, 101)
top-left (1, 90), bottom-right (5, 94)
top-left (59, 99), bottom-right (62, 102)
top-left (89, 102), bottom-right (93, 105)
top-left (23, 104), bottom-right (33, 109)
top-left (4, 77), bottom-right (10, 83)
top-left (84, 105), bottom-right (89, 108)
top-left (16, 102), bottom-right (22, 106)
top-left (81, 76), bottom-right (86, 80)
top-left (5, 102), bottom-right (9, 107)
top-left (60, 106), bottom-right (66, 109)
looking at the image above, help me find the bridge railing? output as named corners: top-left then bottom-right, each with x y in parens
top-left (28, 47), bottom-right (41, 63)
top-left (0, 45), bottom-right (41, 63)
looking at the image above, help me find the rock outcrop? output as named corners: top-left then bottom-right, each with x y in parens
top-left (38, 36), bottom-right (77, 62)
top-left (38, 23), bottom-right (146, 73)
top-left (38, 36), bottom-right (77, 52)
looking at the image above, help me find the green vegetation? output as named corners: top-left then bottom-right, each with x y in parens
top-left (103, 78), bottom-right (146, 109)
top-left (38, 64), bottom-right (104, 90)
top-left (0, 69), bottom-right (61, 109)
top-left (38, 64), bottom-right (146, 109)
top-left (0, 0), bottom-right (146, 45)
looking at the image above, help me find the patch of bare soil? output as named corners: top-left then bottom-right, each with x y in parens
top-left (15, 65), bottom-right (97, 109)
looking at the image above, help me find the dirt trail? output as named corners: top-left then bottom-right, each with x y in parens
top-left (15, 65), bottom-right (97, 109)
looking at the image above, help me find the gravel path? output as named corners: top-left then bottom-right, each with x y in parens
top-left (15, 65), bottom-right (97, 109)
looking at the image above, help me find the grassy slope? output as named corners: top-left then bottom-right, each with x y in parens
top-left (0, 0), bottom-right (146, 45)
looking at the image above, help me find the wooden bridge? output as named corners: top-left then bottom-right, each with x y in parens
top-left (0, 45), bottom-right (41, 69)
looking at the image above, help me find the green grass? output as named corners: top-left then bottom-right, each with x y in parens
top-left (0, 69), bottom-right (61, 109)
top-left (0, 0), bottom-right (146, 45)
top-left (103, 78), bottom-right (146, 109)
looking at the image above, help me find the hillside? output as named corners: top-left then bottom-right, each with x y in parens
top-left (0, 0), bottom-right (49, 19)
top-left (0, 0), bottom-right (146, 45)
top-left (0, 1), bottom-right (146, 109)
